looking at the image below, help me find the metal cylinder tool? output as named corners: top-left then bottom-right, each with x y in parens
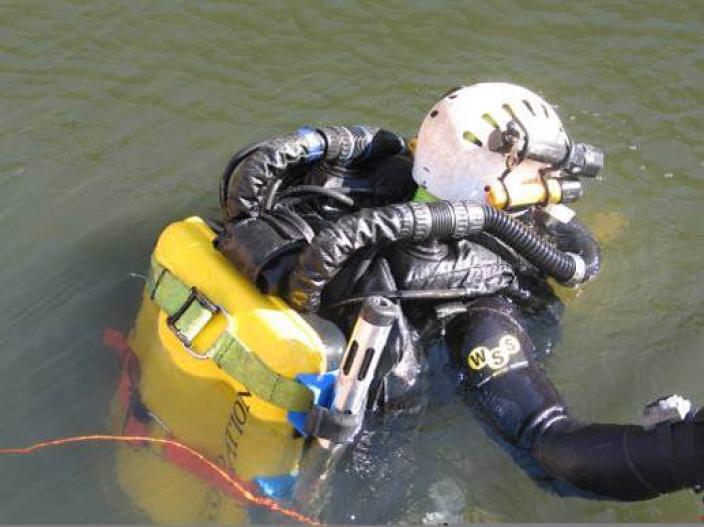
top-left (304, 296), bottom-right (397, 446)
top-left (332, 296), bottom-right (397, 416)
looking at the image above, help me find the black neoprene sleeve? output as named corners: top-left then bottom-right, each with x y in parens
top-left (447, 296), bottom-right (704, 501)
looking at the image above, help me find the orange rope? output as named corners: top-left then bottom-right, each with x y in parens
top-left (0, 434), bottom-right (320, 527)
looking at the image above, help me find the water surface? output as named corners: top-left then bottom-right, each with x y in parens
top-left (1, 0), bottom-right (703, 523)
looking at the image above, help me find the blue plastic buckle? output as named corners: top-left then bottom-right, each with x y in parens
top-left (287, 370), bottom-right (338, 436)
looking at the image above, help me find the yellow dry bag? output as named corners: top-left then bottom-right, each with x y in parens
top-left (110, 216), bottom-right (333, 523)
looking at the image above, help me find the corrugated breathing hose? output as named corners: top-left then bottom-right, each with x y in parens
top-left (286, 200), bottom-right (593, 312)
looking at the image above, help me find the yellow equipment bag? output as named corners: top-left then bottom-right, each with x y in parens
top-left (110, 216), bottom-right (331, 523)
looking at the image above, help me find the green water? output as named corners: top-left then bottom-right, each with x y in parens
top-left (1, 0), bottom-right (703, 523)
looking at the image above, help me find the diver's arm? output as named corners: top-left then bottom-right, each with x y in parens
top-left (447, 296), bottom-right (704, 501)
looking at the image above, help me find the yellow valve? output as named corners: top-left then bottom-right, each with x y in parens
top-left (486, 179), bottom-right (565, 211)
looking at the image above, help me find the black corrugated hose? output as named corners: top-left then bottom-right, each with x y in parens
top-left (480, 205), bottom-right (576, 282)
top-left (286, 200), bottom-right (595, 312)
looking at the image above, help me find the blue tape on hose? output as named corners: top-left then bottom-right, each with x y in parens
top-left (297, 126), bottom-right (324, 162)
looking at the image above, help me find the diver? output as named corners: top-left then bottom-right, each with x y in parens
top-left (215, 82), bottom-right (704, 502)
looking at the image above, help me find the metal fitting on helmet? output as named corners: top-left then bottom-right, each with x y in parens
top-left (412, 83), bottom-right (571, 203)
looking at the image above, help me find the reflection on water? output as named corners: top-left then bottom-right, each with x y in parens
top-left (1, 0), bottom-right (703, 523)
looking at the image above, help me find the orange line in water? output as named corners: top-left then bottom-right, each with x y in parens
top-left (0, 434), bottom-right (320, 526)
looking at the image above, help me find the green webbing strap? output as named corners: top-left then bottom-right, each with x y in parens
top-left (146, 259), bottom-right (313, 412)
top-left (209, 333), bottom-right (313, 411)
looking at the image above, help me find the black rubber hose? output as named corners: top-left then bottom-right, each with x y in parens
top-left (263, 178), bottom-right (284, 211)
top-left (286, 201), bottom-right (591, 312)
top-left (563, 215), bottom-right (600, 279)
top-left (221, 126), bottom-right (405, 221)
top-left (529, 207), bottom-right (601, 282)
top-left (275, 185), bottom-right (355, 208)
top-left (422, 201), bottom-right (583, 282)
top-left (328, 287), bottom-right (494, 308)
top-left (219, 139), bottom-right (267, 215)
top-left (222, 132), bottom-right (325, 221)
top-left (286, 205), bottom-right (412, 312)
top-left (481, 205), bottom-right (577, 282)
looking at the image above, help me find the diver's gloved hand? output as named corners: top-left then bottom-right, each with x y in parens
top-left (642, 394), bottom-right (698, 430)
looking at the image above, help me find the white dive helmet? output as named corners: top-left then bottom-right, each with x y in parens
top-left (412, 82), bottom-right (569, 203)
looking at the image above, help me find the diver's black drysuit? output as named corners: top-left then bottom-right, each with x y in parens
top-left (215, 125), bottom-right (704, 501)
